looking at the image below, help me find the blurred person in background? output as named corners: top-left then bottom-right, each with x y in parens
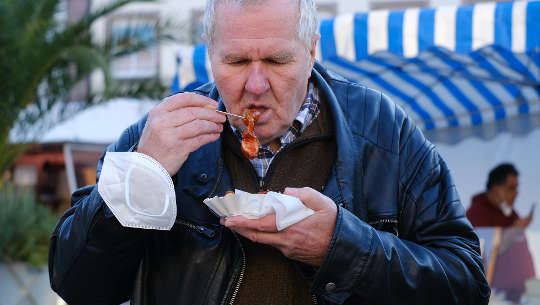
top-left (467, 163), bottom-right (535, 302)
top-left (467, 163), bottom-right (534, 228)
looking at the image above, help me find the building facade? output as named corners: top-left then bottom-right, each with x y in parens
top-left (87, 0), bottom-right (472, 92)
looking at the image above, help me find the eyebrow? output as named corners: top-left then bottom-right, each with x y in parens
top-left (223, 54), bottom-right (246, 62)
top-left (268, 52), bottom-right (294, 61)
top-left (222, 51), bottom-right (295, 62)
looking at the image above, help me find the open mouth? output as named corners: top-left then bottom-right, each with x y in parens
top-left (246, 105), bottom-right (269, 123)
top-left (247, 105), bottom-right (267, 112)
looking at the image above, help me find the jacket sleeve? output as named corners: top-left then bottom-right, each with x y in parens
top-left (310, 96), bottom-right (490, 304)
top-left (49, 116), bottom-right (149, 305)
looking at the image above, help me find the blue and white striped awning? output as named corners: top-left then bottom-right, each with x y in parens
top-left (319, 1), bottom-right (539, 60)
top-left (172, 0), bottom-right (540, 141)
top-left (319, 0), bottom-right (540, 136)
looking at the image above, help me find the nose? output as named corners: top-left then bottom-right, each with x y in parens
top-left (245, 62), bottom-right (269, 95)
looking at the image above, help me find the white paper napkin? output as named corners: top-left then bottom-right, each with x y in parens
top-left (203, 189), bottom-right (314, 230)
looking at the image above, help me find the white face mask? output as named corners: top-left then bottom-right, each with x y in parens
top-left (499, 202), bottom-right (513, 217)
top-left (98, 152), bottom-right (177, 230)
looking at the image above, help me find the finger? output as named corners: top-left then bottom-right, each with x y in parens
top-left (175, 119), bottom-right (223, 140)
top-left (158, 92), bottom-right (219, 112)
top-left (184, 132), bottom-right (221, 152)
top-left (283, 187), bottom-right (333, 211)
top-left (223, 214), bottom-right (278, 233)
top-left (232, 227), bottom-right (284, 246)
top-left (166, 106), bottom-right (226, 127)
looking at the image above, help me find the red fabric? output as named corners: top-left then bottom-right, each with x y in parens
top-left (467, 194), bottom-right (536, 302)
top-left (466, 193), bottom-right (518, 227)
top-left (491, 229), bottom-right (536, 302)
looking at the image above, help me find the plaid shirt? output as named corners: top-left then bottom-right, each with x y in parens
top-left (230, 81), bottom-right (320, 179)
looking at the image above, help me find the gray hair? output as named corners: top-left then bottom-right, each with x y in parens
top-left (203, 0), bottom-right (319, 50)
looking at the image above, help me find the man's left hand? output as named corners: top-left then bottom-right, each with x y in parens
top-left (220, 187), bottom-right (338, 266)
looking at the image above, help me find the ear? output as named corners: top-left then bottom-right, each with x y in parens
top-left (309, 33), bottom-right (321, 65)
top-left (305, 34), bottom-right (320, 78)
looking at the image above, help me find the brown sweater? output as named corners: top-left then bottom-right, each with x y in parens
top-left (222, 98), bottom-right (336, 305)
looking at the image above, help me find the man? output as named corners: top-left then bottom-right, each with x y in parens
top-left (467, 164), bottom-right (535, 302)
top-left (467, 163), bottom-right (533, 228)
top-left (49, 0), bottom-right (489, 304)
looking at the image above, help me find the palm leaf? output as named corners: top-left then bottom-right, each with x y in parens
top-left (0, 0), bottom-right (176, 176)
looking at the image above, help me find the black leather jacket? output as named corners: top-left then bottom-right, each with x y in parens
top-left (49, 63), bottom-right (490, 305)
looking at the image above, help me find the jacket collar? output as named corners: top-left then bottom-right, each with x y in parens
top-left (311, 63), bottom-right (355, 211)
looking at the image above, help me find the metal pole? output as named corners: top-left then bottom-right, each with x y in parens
top-left (63, 143), bottom-right (77, 194)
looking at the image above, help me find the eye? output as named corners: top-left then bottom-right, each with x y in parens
top-left (228, 59), bottom-right (249, 65)
top-left (265, 58), bottom-right (287, 65)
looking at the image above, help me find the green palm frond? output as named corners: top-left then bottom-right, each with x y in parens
top-left (0, 0), bottom-right (178, 175)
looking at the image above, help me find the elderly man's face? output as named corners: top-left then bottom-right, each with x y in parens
top-left (208, 0), bottom-right (317, 145)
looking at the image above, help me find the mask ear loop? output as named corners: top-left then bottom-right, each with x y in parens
top-left (125, 165), bottom-right (170, 217)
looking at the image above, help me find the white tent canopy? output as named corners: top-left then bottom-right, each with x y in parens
top-left (39, 99), bottom-right (157, 144)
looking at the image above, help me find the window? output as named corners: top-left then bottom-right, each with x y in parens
top-left (109, 14), bottom-right (159, 79)
top-left (370, 0), bottom-right (429, 10)
top-left (317, 2), bottom-right (338, 19)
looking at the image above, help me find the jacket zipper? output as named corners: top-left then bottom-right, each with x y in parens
top-left (229, 233), bottom-right (246, 305)
top-left (174, 218), bottom-right (216, 239)
top-left (219, 231), bottom-right (246, 305)
top-left (368, 218), bottom-right (399, 237)
top-left (368, 218), bottom-right (398, 225)
top-left (312, 294), bottom-right (319, 305)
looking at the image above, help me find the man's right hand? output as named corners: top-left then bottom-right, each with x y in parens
top-left (136, 93), bottom-right (226, 176)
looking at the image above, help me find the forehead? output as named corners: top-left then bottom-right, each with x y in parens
top-left (213, 0), bottom-right (300, 48)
